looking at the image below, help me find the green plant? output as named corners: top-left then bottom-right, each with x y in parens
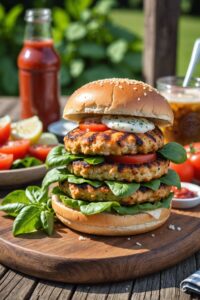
top-left (52, 0), bottom-right (142, 94)
top-left (0, 4), bottom-right (23, 95)
top-left (0, 0), bottom-right (142, 96)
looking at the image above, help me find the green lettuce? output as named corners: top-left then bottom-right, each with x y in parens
top-left (58, 193), bottom-right (173, 216)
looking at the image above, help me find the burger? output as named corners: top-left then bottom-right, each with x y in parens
top-left (44, 78), bottom-right (186, 236)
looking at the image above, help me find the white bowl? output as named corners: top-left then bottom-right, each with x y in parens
top-left (0, 165), bottom-right (47, 188)
top-left (172, 182), bottom-right (200, 209)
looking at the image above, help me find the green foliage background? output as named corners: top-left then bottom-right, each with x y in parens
top-left (0, 0), bottom-right (142, 96)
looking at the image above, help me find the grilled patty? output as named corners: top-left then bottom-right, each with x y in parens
top-left (67, 158), bottom-right (169, 183)
top-left (64, 126), bottom-right (164, 156)
top-left (59, 182), bottom-right (171, 205)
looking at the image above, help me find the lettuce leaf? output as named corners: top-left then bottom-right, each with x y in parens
top-left (158, 142), bottom-right (187, 164)
top-left (46, 145), bottom-right (104, 167)
top-left (58, 193), bottom-right (173, 216)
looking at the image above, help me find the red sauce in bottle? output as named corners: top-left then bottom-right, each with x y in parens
top-left (17, 9), bottom-right (60, 130)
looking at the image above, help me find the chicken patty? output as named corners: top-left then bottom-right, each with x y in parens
top-left (67, 158), bottom-right (169, 183)
top-left (59, 182), bottom-right (171, 205)
top-left (64, 126), bottom-right (164, 156)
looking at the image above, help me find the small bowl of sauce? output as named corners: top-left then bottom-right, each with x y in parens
top-left (172, 182), bottom-right (200, 209)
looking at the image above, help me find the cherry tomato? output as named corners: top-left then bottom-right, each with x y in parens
top-left (29, 145), bottom-right (55, 162)
top-left (0, 153), bottom-right (13, 170)
top-left (108, 153), bottom-right (157, 164)
top-left (170, 161), bottom-right (194, 183)
top-left (79, 123), bottom-right (109, 132)
top-left (0, 122), bottom-right (11, 145)
top-left (185, 143), bottom-right (200, 181)
top-left (0, 140), bottom-right (30, 159)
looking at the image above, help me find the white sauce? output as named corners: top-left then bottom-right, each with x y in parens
top-left (145, 209), bottom-right (162, 220)
top-left (101, 116), bottom-right (155, 133)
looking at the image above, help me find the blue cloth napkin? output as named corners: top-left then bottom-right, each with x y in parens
top-left (180, 270), bottom-right (200, 295)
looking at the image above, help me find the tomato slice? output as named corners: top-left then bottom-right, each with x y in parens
top-left (79, 123), bottom-right (109, 132)
top-left (0, 122), bottom-right (11, 145)
top-left (108, 153), bottom-right (157, 164)
top-left (0, 153), bottom-right (13, 170)
top-left (29, 145), bottom-right (55, 162)
top-left (0, 140), bottom-right (30, 159)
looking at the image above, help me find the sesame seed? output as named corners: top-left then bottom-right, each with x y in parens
top-left (138, 97), bottom-right (141, 101)
top-left (119, 85), bottom-right (123, 89)
top-left (133, 87), bottom-right (137, 90)
top-left (151, 234), bottom-right (155, 238)
top-left (144, 93), bottom-right (147, 96)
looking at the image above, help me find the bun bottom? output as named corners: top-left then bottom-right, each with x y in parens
top-left (52, 195), bottom-right (171, 236)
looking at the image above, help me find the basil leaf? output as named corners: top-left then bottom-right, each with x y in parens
top-left (158, 142), bottom-right (187, 164)
top-left (161, 193), bottom-right (173, 208)
top-left (40, 211), bottom-right (54, 235)
top-left (60, 195), bottom-right (88, 209)
top-left (51, 186), bottom-right (66, 196)
top-left (13, 206), bottom-right (41, 236)
top-left (26, 186), bottom-right (48, 203)
top-left (42, 168), bottom-right (71, 190)
top-left (46, 145), bottom-right (105, 167)
top-left (12, 157), bottom-right (42, 169)
top-left (142, 179), bottom-right (160, 191)
top-left (80, 201), bottom-right (120, 215)
top-left (67, 175), bottom-right (102, 188)
top-left (2, 190), bottom-right (30, 205)
top-left (84, 156), bottom-right (104, 165)
top-left (160, 169), bottom-right (181, 189)
top-left (113, 205), bottom-right (140, 215)
top-left (105, 181), bottom-right (140, 197)
top-left (46, 145), bottom-right (85, 167)
top-left (0, 203), bottom-right (27, 217)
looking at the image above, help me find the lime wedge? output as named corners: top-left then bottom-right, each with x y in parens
top-left (0, 115), bottom-right (11, 127)
top-left (11, 116), bottom-right (43, 144)
top-left (37, 132), bottom-right (58, 145)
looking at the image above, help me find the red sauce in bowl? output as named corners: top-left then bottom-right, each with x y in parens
top-left (172, 186), bottom-right (197, 199)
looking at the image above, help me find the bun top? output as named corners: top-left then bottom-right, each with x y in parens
top-left (63, 78), bottom-right (174, 125)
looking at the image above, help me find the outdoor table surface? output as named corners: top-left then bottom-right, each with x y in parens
top-left (0, 97), bottom-right (200, 300)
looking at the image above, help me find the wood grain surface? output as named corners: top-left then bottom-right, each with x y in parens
top-left (0, 206), bottom-right (200, 284)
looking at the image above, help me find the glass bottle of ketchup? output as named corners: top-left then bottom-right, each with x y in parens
top-left (18, 9), bottom-right (60, 130)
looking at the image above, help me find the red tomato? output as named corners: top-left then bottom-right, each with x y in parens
top-left (170, 161), bottom-right (194, 183)
top-left (185, 143), bottom-right (200, 181)
top-left (0, 153), bottom-right (13, 170)
top-left (0, 140), bottom-right (30, 159)
top-left (29, 145), bottom-right (55, 162)
top-left (0, 122), bottom-right (11, 145)
top-left (108, 153), bottom-right (157, 164)
top-left (79, 123), bottom-right (109, 132)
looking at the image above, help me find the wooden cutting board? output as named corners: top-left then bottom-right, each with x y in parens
top-left (0, 207), bottom-right (200, 284)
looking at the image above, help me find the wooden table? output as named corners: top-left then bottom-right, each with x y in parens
top-left (0, 97), bottom-right (199, 300)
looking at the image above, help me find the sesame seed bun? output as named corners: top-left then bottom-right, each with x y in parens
top-left (63, 78), bottom-right (174, 126)
top-left (52, 195), bottom-right (171, 236)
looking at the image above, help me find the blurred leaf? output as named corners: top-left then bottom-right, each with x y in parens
top-left (87, 20), bottom-right (100, 32)
top-left (60, 66), bottom-right (71, 86)
top-left (52, 27), bottom-right (63, 44)
top-left (70, 59), bottom-right (84, 78)
top-left (0, 4), bottom-right (5, 21)
top-left (66, 22), bottom-right (87, 41)
top-left (53, 7), bottom-right (69, 31)
top-left (5, 5), bottom-right (23, 30)
top-left (65, 0), bottom-right (92, 19)
top-left (78, 42), bottom-right (106, 59)
top-left (94, 0), bottom-right (116, 15)
top-left (107, 39), bottom-right (128, 63)
top-left (123, 52), bottom-right (142, 72)
top-left (81, 65), bottom-right (121, 82)
top-left (0, 57), bottom-right (18, 94)
top-left (80, 9), bottom-right (92, 22)
top-left (106, 22), bottom-right (136, 42)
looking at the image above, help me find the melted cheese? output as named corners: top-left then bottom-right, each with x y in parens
top-left (102, 116), bottom-right (155, 133)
